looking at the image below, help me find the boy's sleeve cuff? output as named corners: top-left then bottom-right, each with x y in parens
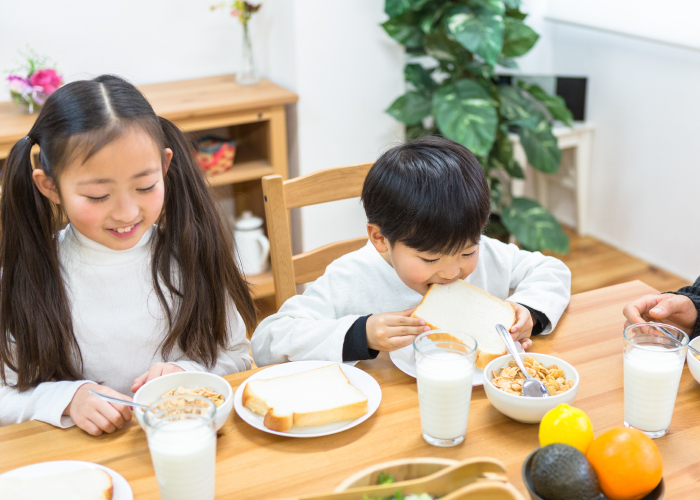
top-left (342, 315), bottom-right (379, 361)
top-left (518, 304), bottom-right (550, 336)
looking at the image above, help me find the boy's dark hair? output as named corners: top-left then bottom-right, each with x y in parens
top-left (361, 136), bottom-right (490, 255)
top-left (0, 75), bottom-right (257, 391)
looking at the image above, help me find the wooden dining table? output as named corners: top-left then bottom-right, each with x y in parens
top-left (1, 280), bottom-right (699, 499)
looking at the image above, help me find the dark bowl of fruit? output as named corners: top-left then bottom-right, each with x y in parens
top-left (522, 445), bottom-right (664, 500)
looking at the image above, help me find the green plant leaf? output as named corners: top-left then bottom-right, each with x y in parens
top-left (432, 79), bottom-right (498, 157)
top-left (387, 91), bottom-right (432, 125)
top-left (503, 0), bottom-right (521, 8)
top-left (518, 81), bottom-right (574, 126)
top-left (498, 84), bottom-right (546, 129)
top-left (385, 0), bottom-right (433, 18)
top-left (489, 130), bottom-right (524, 179)
top-left (469, 0), bottom-right (506, 14)
top-left (516, 120), bottom-right (562, 174)
top-left (502, 17), bottom-right (539, 58)
top-left (445, 5), bottom-right (504, 66)
top-left (497, 56), bottom-right (519, 69)
top-left (420, 3), bottom-right (452, 34)
top-left (382, 11), bottom-right (424, 49)
top-left (423, 31), bottom-right (465, 63)
top-left (405, 63), bottom-right (437, 96)
top-left (505, 7), bottom-right (527, 20)
top-left (501, 197), bottom-right (569, 253)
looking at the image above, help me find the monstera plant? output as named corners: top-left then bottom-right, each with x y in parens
top-left (382, 0), bottom-right (572, 253)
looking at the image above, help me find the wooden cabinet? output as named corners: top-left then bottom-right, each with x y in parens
top-left (0, 74), bottom-right (298, 300)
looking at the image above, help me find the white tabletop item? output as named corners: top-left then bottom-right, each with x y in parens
top-left (623, 322), bottom-right (688, 439)
top-left (232, 211), bottom-right (270, 276)
top-left (233, 360), bottom-right (382, 438)
top-left (413, 331), bottom-right (478, 447)
top-left (0, 460), bottom-right (133, 500)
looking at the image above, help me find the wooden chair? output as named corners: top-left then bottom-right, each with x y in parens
top-left (261, 163), bottom-right (373, 308)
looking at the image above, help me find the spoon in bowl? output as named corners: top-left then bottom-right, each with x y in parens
top-left (88, 389), bottom-right (149, 410)
top-left (494, 324), bottom-right (549, 398)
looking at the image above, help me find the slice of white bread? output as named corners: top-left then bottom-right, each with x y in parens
top-left (0, 468), bottom-right (113, 500)
top-left (242, 363), bottom-right (368, 432)
top-left (411, 281), bottom-right (516, 369)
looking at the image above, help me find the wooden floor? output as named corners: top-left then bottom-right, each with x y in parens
top-left (544, 227), bottom-right (691, 295)
top-left (254, 228), bottom-right (692, 322)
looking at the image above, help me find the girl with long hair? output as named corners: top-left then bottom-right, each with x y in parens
top-left (0, 75), bottom-right (257, 435)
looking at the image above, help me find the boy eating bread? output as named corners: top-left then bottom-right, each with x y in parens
top-left (252, 137), bottom-right (571, 366)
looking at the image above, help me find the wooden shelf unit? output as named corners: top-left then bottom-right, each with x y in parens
top-left (0, 74), bottom-right (298, 300)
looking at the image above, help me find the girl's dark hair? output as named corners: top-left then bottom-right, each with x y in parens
top-left (0, 75), bottom-right (256, 391)
top-left (361, 136), bottom-right (490, 255)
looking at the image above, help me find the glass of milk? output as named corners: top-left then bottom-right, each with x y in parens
top-left (145, 394), bottom-right (217, 500)
top-left (413, 330), bottom-right (477, 447)
top-left (623, 322), bottom-right (689, 438)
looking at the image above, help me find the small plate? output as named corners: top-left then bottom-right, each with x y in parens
top-left (0, 460), bottom-right (133, 499)
top-left (233, 360), bottom-right (382, 437)
top-left (389, 342), bottom-right (525, 386)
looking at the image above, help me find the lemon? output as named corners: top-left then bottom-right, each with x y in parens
top-left (539, 404), bottom-right (594, 454)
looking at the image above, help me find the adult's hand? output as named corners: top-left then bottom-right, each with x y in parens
top-left (623, 293), bottom-right (697, 333)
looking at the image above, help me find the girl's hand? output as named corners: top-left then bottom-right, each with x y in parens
top-left (623, 293), bottom-right (698, 333)
top-left (131, 362), bottom-right (185, 393)
top-left (507, 302), bottom-right (534, 350)
top-left (64, 383), bottom-right (133, 436)
top-left (366, 308), bottom-right (431, 351)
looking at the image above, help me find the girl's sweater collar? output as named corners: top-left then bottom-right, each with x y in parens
top-left (63, 224), bottom-right (154, 266)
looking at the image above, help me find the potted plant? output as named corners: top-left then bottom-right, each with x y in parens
top-left (382, 0), bottom-right (572, 253)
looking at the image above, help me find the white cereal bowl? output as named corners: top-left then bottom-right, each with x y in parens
top-left (483, 352), bottom-right (580, 424)
top-left (685, 337), bottom-right (700, 385)
top-left (133, 371), bottom-right (234, 431)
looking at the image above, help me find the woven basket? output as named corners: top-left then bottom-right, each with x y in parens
top-left (193, 136), bottom-right (237, 176)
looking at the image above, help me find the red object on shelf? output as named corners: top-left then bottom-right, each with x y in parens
top-left (193, 137), bottom-right (237, 176)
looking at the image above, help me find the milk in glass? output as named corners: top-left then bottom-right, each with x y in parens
top-left (148, 419), bottom-right (216, 500)
top-left (416, 351), bottom-right (474, 442)
top-left (624, 345), bottom-right (684, 434)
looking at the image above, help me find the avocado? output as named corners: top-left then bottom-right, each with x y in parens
top-left (530, 444), bottom-right (602, 500)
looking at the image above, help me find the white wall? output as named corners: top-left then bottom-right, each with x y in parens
top-left (0, 0), bottom-right (404, 254)
top-left (519, 0), bottom-right (700, 281)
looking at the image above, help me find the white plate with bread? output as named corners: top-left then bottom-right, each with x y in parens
top-left (391, 280), bottom-right (524, 385)
top-left (0, 460), bottom-right (131, 499)
top-left (234, 360), bottom-right (381, 437)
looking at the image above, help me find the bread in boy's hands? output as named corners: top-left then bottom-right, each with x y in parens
top-left (0, 468), bottom-right (113, 500)
top-left (411, 280), bottom-right (516, 369)
top-left (242, 363), bottom-right (368, 432)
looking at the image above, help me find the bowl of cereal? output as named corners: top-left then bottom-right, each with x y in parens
top-left (686, 336), bottom-right (700, 385)
top-left (133, 371), bottom-right (233, 431)
top-left (483, 353), bottom-right (579, 424)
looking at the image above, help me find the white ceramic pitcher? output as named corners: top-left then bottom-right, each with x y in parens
top-left (233, 211), bottom-right (270, 276)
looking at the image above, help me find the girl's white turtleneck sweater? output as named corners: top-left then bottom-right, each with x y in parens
top-left (0, 225), bottom-right (252, 428)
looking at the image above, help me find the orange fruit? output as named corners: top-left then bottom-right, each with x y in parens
top-left (586, 427), bottom-right (663, 500)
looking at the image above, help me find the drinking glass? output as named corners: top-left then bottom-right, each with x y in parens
top-left (413, 330), bottom-right (478, 447)
top-left (145, 394), bottom-right (217, 500)
top-left (623, 322), bottom-right (688, 438)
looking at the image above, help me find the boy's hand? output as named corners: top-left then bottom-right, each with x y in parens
top-left (366, 308), bottom-right (431, 351)
top-left (507, 302), bottom-right (534, 350)
top-left (623, 293), bottom-right (697, 333)
top-left (131, 362), bottom-right (185, 393)
top-left (64, 383), bottom-right (133, 436)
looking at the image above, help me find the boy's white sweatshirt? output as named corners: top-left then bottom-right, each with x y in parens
top-left (252, 236), bottom-right (571, 367)
top-left (0, 225), bottom-right (252, 428)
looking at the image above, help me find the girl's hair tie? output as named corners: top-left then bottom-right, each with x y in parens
top-left (25, 135), bottom-right (34, 145)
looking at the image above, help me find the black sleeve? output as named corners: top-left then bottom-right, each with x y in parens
top-left (518, 304), bottom-right (550, 336)
top-left (342, 315), bottom-right (379, 362)
top-left (664, 275), bottom-right (700, 340)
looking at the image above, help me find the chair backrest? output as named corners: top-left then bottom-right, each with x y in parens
top-left (261, 162), bottom-right (373, 308)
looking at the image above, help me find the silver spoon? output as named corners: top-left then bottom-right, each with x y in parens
top-left (88, 389), bottom-right (149, 410)
top-left (658, 326), bottom-right (700, 357)
top-left (495, 324), bottom-right (549, 398)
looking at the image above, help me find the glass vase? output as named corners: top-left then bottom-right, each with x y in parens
top-left (238, 24), bottom-right (259, 86)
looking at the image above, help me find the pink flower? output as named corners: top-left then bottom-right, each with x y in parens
top-left (7, 75), bottom-right (31, 93)
top-left (29, 68), bottom-right (63, 95)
